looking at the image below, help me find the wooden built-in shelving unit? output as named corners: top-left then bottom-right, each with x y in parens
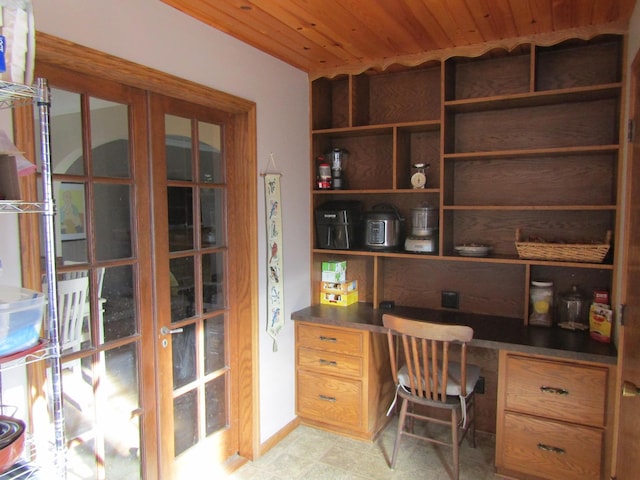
top-left (310, 35), bottom-right (623, 323)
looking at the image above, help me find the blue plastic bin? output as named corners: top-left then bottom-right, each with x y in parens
top-left (0, 286), bottom-right (44, 358)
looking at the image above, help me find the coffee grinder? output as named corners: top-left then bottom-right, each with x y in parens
top-left (404, 204), bottom-right (438, 253)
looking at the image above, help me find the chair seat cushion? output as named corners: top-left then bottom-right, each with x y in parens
top-left (397, 361), bottom-right (481, 397)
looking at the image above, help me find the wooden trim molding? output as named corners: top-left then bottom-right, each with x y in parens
top-left (310, 20), bottom-right (630, 79)
top-left (35, 32), bottom-right (253, 113)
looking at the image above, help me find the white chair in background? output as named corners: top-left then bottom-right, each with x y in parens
top-left (61, 263), bottom-right (106, 344)
top-left (57, 276), bottom-right (89, 366)
top-left (53, 276), bottom-right (91, 414)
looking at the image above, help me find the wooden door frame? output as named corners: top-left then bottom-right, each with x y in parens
top-left (14, 31), bottom-right (259, 474)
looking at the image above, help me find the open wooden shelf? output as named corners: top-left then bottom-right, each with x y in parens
top-left (309, 34), bottom-right (623, 321)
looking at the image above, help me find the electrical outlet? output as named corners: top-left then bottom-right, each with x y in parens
top-left (475, 376), bottom-right (485, 394)
top-left (441, 290), bottom-right (459, 309)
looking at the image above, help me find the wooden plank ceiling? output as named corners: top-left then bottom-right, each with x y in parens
top-left (161, 0), bottom-right (636, 78)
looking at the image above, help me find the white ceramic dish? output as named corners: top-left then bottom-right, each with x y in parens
top-left (454, 244), bottom-right (492, 257)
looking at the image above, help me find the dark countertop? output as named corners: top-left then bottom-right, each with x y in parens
top-left (291, 303), bottom-right (617, 365)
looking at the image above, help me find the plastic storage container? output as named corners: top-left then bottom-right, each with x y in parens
top-left (529, 280), bottom-right (554, 327)
top-left (0, 0), bottom-right (36, 85)
top-left (0, 286), bottom-right (44, 357)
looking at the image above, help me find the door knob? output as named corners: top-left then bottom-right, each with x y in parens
top-left (622, 381), bottom-right (640, 397)
top-left (160, 326), bottom-right (184, 335)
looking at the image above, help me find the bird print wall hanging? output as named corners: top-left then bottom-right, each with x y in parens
top-left (263, 154), bottom-right (284, 351)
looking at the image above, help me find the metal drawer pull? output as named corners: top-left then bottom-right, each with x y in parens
top-left (319, 394), bottom-right (337, 402)
top-left (319, 359), bottom-right (337, 366)
top-left (537, 443), bottom-right (565, 454)
top-left (319, 336), bottom-right (337, 342)
top-left (540, 386), bottom-right (569, 395)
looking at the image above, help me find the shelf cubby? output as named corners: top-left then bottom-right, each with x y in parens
top-left (380, 257), bottom-right (526, 318)
top-left (445, 45), bottom-right (532, 101)
top-left (445, 97), bottom-right (619, 154)
top-left (535, 35), bottom-right (622, 91)
top-left (396, 123), bottom-right (440, 190)
top-left (312, 127), bottom-right (394, 191)
top-left (312, 251), bottom-right (374, 304)
top-left (353, 64), bottom-right (441, 126)
top-left (442, 209), bottom-right (615, 260)
top-left (443, 152), bottom-right (617, 207)
top-left (311, 75), bottom-right (350, 130)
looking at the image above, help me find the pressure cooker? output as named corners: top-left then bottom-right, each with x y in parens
top-left (364, 204), bottom-right (403, 251)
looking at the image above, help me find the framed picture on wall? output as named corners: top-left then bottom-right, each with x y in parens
top-left (59, 182), bottom-right (86, 241)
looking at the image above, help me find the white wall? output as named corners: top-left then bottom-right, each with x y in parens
top-left (629, 4), bottom-right (640, 60)
top-left (0, 0), bottom-right (311, 444)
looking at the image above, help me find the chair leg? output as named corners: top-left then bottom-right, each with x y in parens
top-left (451, 408), bottom-right (459, 480)
top-left (406, 402), bottom-right (415, 433)
top-left (471, 396), bottom-right (476, 449)
top-left (390, 398), bottom-right (408, 469)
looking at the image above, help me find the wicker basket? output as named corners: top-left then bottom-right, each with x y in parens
top-left (515, 229), bottom-right (611, 263)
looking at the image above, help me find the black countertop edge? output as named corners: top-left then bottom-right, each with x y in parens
top-left (291, 302), bottom-right (617, 365)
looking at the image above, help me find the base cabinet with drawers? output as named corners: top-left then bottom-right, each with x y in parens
top-left (495, 350), bottom-right (615, 480)
top-left (295, 321), bottom-right (394, 440)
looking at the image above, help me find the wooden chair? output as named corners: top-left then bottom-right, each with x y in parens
top-left (57, 276), bottom-right (89, 362)
top-left (383, 314), bottom-right (481, 480)
top-left (61, 263), bottom-right (106, 344)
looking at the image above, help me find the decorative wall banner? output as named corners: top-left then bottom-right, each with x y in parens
top-left (264, 167), bottom-right (284, 352)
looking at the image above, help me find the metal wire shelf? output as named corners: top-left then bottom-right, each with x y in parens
top-left (0, 435), bottom-right (59, 479)
top-left (0, 201), bottom-right (46, 213)
top-left (0, 341), bottom-right (56, 373)
top-left (0, 78), bottom-right (65, 478)
top-left (0, 81), bottom-right (39, 109)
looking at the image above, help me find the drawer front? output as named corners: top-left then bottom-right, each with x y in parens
top-left (297, 370), bottom-right (362, 428)
top-left (298, 347), bottom-right (363, 378)
top-left (501, 412), bottom-right (602, 480)
top-left (504, 355), bottom-right (607, 427)
top-left (297, 323), bottom-right (364, 356)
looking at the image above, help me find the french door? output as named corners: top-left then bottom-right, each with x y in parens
top-left (149, 93), bottom-right (239, 477)
top-left (32, 64), bottom-right (155, 480)
top-left (19, 38), bottom-right (258, 478)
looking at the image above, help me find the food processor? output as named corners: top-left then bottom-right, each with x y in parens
top-left (404, 205), bottom-right (438, 253)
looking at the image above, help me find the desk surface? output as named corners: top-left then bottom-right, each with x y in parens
top-left (291, 303), bottom-right (617, 365)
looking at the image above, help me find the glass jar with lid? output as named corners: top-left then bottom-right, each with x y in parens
top-left (558, 285), bottom-right (588, 330)
top-left (529, 280), bottom-right (553, 327)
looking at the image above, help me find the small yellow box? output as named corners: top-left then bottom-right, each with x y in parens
top-left (320, 290), bottom-right (358, 307)
top-left (321, 280), bottom-right (357, 295)
top-left (589, 303), bottom-right (612, 343)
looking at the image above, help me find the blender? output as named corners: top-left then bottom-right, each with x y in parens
top-left (404, 204), bottom-right (438, 253)
top-left (328, 148), bottom-right (348, 189)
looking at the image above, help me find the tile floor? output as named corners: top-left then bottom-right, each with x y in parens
top-left (225, 417), bottom-right (497, 480)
